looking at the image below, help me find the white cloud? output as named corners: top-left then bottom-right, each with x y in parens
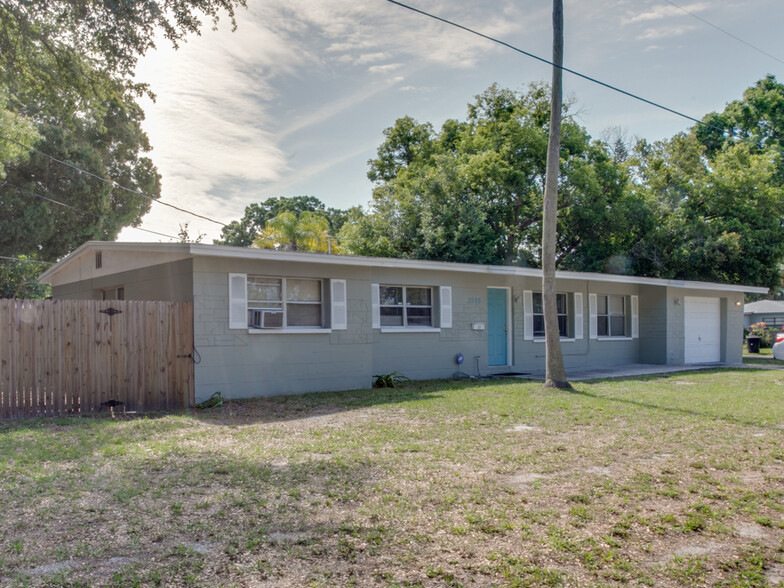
top-left (368, 63), bottom-right (403, 75)
top-left (124, 0), bottom-right (537, 241)
top-left (639, 24), bottom-right (696, 40)
top-left (629, 2), bottom-right (709, 23)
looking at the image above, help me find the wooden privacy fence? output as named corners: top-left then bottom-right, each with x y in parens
top-left (0, 299), bottom-right (194, 419)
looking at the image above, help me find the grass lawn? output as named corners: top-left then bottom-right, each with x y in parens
top-left (746, 345), bottom-right (774, 356)
top-left (1, 370), bottom-right (784, 587)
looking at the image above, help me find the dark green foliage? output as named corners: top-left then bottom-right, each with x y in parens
top-left (0, 0), bottom-right (245, 297)
top-left (372, 372), bottom-right (411, 389)
top-left (344, 78), bottom-right (784, 289)
top-left (0, 256), bottom-right (51, 299)
top-left (215, 196), bottom-right (348, 247)
top-left (341, 83), bottom-right (638, 270)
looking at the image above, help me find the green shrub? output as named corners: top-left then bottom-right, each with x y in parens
top-left (747, 322), bottom-right (777, 348)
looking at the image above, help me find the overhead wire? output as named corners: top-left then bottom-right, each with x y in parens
top-left (384, 0), bottom-right (784, 158)
top-left (662, 0), bottom-right (784, 68)
top-left (5, 183), bottom-right (182, 240)
top-left (0, 134), bottom-right (227, 227)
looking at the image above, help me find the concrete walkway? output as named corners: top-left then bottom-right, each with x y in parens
top-left (495, 362), bottom-right (775, 382)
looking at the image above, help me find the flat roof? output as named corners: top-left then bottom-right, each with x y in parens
top-left (39, 241), bottom-right (770, 295)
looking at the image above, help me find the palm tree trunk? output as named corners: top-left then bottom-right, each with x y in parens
top-left (542, 0), bottom-right (570, 389)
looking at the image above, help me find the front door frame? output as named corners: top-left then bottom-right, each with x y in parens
top-left (487, 286), bottom-right (512, 366)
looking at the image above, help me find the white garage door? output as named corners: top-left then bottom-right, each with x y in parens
top-left (684, 296), bottom-right (721, 364)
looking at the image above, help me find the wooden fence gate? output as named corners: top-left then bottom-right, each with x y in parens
top-left (0, 299), bottom-right (194, 419)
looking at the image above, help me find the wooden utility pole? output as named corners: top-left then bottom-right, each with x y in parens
top-left (542, 0), bottom-right (570, 389)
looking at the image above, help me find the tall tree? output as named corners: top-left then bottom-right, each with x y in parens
top-left (0, 0), bottom-right (245, 296)
top-left (1, 79), bottom-right (161, 261)
top-left (541, 0), bottom-right (569, 389)
top-left (346, 84), bottom-right (632, 271)
top-left (629, 135), bottom-right (784, 290)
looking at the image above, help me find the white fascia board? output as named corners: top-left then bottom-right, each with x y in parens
top-left (39, 240), bottom-right (768, 295)
top-left (188, 244), bottom-right (768, 295)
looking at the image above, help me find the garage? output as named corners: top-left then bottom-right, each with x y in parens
top-left (684, 296), bottom-right (721, 363)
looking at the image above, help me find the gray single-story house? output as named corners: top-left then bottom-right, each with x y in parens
top-left (743, 299), bottom-right (784, 330)
top-left (39, 241), bottom-right (767, 402)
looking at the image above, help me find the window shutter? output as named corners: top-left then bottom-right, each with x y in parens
top-left (371, 283), bottom-right (380, 329)
top-left (439, 286), bottom-right (452, 328)
top-left (588, 293), bottom-right (598, 339)
top-left (523, 290), bottom-right (533, 341)
top-left (573, 292), bottom-right (584, 339)
top-left (631, 295), bottom-right (639, 339)
top-left (331, 279), bottom-right (347, 330)
top-left (228, 273), bottom-right (247, 329)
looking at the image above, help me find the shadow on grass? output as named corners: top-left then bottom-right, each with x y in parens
top-left (571, 368), bottom-right (783, 429)
top-left (191, 382), bottom-right (451, 428)
top-left (0, 379), bottom-right (456, 433)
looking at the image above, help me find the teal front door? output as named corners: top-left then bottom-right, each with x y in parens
top-left (487, 288), bottom-right (508, 366)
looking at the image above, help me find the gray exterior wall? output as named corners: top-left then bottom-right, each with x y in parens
top-left (637, 285), bottom-right (667, 364)
top-left (52, 259), bottom-right (194, 302)
top-left (191, 259), bottom-right (652, 401)
top-left (49, 252), bottom-right (748, 401)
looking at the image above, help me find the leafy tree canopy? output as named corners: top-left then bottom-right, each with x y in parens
top-left (340, 83), bottom-right (638, 270)
top-left (0, 256), bottom-right (51, 299)
top-left (341, 78), bottom-right (784, 289)
top-left (0, 0), bottom-right (245, 296)
top-left (215, 196), bottom-right (348, 247)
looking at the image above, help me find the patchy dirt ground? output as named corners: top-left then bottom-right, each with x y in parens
top-left (1, 370), bottom-right (783, 586)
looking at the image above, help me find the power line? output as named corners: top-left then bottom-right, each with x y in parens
top-left (0, 134), bottom-right (227, 227)
top-left (662, 0), bottom-right (784, 68)
top-left (384, 0), bottom-right (784, 157)
top-left (6, 183), bottom-right (182, 241)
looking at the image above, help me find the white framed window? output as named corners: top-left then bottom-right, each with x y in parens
top-left (379, 285), bottom-right (432, 327)
top-left (247, 276), bottom-right (323, 329)
top-left (532, 292), bottom-right (568, 338)
top-left (229, 274), bottom-right (346, 332)
top-left (596, 294), bottom-right (626, 337)
top-left (371, 284), bottom-right (450, 331)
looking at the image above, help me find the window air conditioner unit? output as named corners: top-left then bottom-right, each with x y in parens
top-left (248, 308), bottom-right (283, 329)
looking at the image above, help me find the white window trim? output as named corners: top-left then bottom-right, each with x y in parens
top-left (249, 328), bottom-right (332, 335)
top-left (373, 283), bottom-right (449, 331)
top-left (526, 290), bottom-right (579, 341)
top-left (231, 273), bottom-right (346, 333)
top-left (380, 327), bottom-right (441, 334)
top-left (590, 293), bottom-right (636, 340)
top-left (247, 276), bottom-right (324, 330)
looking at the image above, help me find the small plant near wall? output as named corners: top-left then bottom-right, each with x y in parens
top-left (372, 372), bottom-right (411, 389)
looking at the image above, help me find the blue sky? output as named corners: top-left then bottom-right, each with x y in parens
top-left (118, 0), bottom-right (784, 243)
